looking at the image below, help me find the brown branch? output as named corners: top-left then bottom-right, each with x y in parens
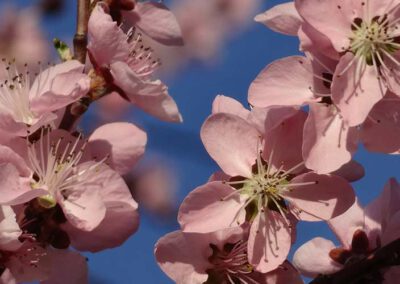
top-left (73, 0), bottom-right (90, 64)
top-left (310, 238), bottom-right (400, 284)
top-left (59, 0), bottom-right (90, 131)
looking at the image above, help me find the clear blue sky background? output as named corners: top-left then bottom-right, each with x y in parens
top-left (9, 0), bottom-right (400, 283)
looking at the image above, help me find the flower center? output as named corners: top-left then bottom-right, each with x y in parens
top-left (349, 16), bottom-right (400, 65)
top-left (207, 240), bottom-right (257, 284)
top-left (27, 128), bottom-right (106, 209)
top-left (225, 150), bottom-right (307, 221)
top-left (126, 28), bottom-right (161, 80)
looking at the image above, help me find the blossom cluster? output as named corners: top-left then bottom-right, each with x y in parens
top-left (155, 0), bottom-right (400, 283)
top-left (0, 1), bottom-right (182, 283)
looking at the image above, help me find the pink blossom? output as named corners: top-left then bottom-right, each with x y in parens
top-left (248, 54), bottom-right (400, 173)
top-left (178, 106), bottom-right (355, 272)
top-left (293, 178), bottom-right (400, 282)
top-left (87, 4), bottom-right (182, 122)
top-left (0, 122), bottom-right (145, 251)
top-left (0, 60), bottom-right (90, 136)
top-left (155, 226), bottom-right (304, 284)
top-left (294, 0), bottom-right (400, 126)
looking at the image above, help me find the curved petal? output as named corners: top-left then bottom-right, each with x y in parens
top-left (0, 144), bottom-right (30, 177)
top-left (293, 237), bottom-right (342, 278)
top-left (201, 113), bottom-right (259, 177)
top-left (0, 164), bottom-right (45, 206)
top-left (7, 244), bottom-right (49, 283)
top-left (248, 211), bottom-right (291, 273)
top-left (178, 182), bottom-right (246, 233)
top-left (41, 250), bottom-right (88, 284)
top-left (63, 164), bottom-right (138, 252)
top-left (265, 261), bottom-right (304, 284)
top-left (88, 4), bottom-right (129, 66)
top-left (65, 202), bottom-right (138, 252)
top-left (88, 122), bottom-right (147, 175)
top-left (154, 231), bottom-right (209, 284)
top-left (332, 53), bottom-right (387, 126)
top-left (0, 269), bottom-right (16, 284)
top-left (365, 178), bottom-right (400, 234)
top-left (0, 206), bottom-right (22, 251)
top-left (255, 2), bottom-right (302, 36)
top-left (212, 95), bottom-right (250, 120)
top-left (29, 61), bottom-right (90, 113)
top-left (327, 200), bottom-right (366, 248)
top-left (124, 2), bottom-right (183, 46)
top-left (361, 93), bottom-right (400, 153)
top-left (302, 103), bottom-right (358, 174)
top-left (284, 172), bottom-right (355, 221)
top-left (58, 162), bottom-right (107, 232)
top-left (331, 159), bottom-right (365, 182)
top-left (295, 0), bottom-right (354, 52)
top-left (263, 109), bottom-right (306, 172)
top-left (248, 56), bottom-right (317, 108)
top-left (110, 62), bottom-right (182, 122)
top-left (58, 185), bottom-right (106, 232)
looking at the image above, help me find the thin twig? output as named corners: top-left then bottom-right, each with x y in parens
top-left (60, 0), bottom-right (90, 131)
top-left (310, 238), bottom-right (400, 284)
top-left (73, 0), bottom-right (90, 64)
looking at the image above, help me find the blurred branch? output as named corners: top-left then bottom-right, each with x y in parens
top-left (59, 0), bottom-right (90, 131)
top-left (73, 0), bottom-right (89, 64)
top-left (310, 238), bottom-right (400, 284)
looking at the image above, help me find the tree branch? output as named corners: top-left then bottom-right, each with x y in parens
top-left (59, 0), bottom-right (90, 131)
top-left (310, 238), bottom-right (400, 284)
top-left (73, 0), bottom-right (90, 64)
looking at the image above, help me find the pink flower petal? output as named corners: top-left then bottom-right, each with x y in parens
top-left (63, 165), bottom-right (138, 252)
top-left (255, 2), bottom-right (302, 36)
top-left (0, 269), bottom-right (17, 284)
top-left (293, 237), bottom-right (342, 278)
top-left (58, 163), bottom-right (107, 231)
top-left (178, 182), bottom-right (246, 233)
top-left (284, 172), bottom-right (355, 221)
top-left (302, 103), bottom-right (358, 174)
top-left (265, 261), bottom-right (304, 284)
top-left (332, 53), bottom-right (387, 126)
top-left (0, 163), bottom-right (45, 206)
top-left (154, 231), bottom-right (209, 284)
top-left (381, 211), bottom-right (400, 246)
top-left (110, 62), bottom-right (182, 122)
top-left (248, 211), bottom-right (291, 273)
top-left (88, 122), bottom-right (147, 175)
top-left (0, 206), bottom-right (22, 251)
top-left (327, 200), bottom-right (366, 248)
top-left (124, 2), bottom-right (184, 46)
top-left (361, 93), bottom-right (400, 153)
top-left (248, 56), bottom-right (317, 108)
top-left (40, 250), bottom-right (88, 284)
top-left (29, 61), bottom-right (90, 114)
top-left (331, 159), bottom-right (365, 182)
top-left (295, 0), bottom-right (353, 52)
top-left (366, 178), bottom-right (400, 234)
top-left (201, 113), bottom-right (259, 177)
top-left (212, 95), bottom-right (250, 119)
top-left (263, 110), bottom-right (306, 172)
top-left (88, 4), bottom-right (130, 66)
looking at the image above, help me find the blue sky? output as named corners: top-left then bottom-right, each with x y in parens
top-left (9, 0), bottom-right (400, 282)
